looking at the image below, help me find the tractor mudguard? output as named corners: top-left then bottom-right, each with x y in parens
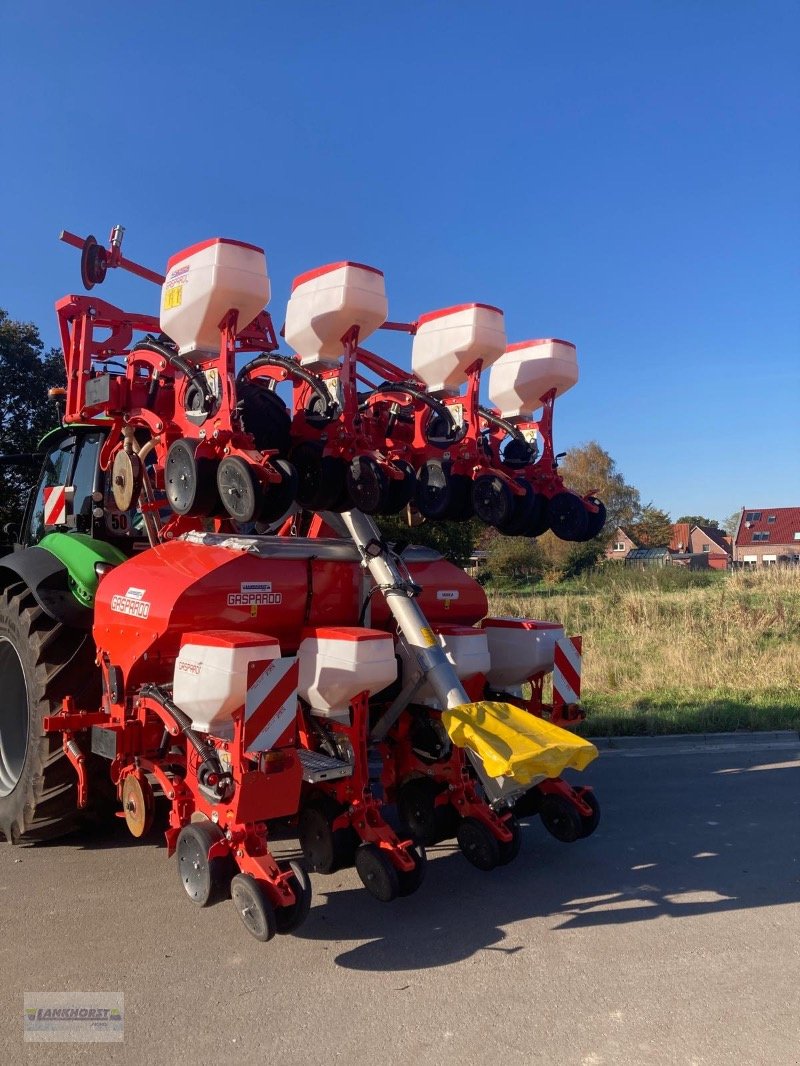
top-left (0, 534), bottom-right (126, 629)
top-left (0, 547), bottom-right (92, 629)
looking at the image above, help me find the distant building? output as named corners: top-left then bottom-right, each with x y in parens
top-left (733, 507), bottom-right (800, 567)
top-left (605, 527), bottom-right (639, 562)
top-left (625, 546), bottom-right (672, 569)
top-left (689, 525), bottom-right (731, 570)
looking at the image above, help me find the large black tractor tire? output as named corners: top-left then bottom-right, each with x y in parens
top-left (0, 582), bottom-right (102, 843)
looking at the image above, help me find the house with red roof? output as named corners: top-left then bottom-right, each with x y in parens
top-left (733, 507), bottom-right (800, 567)
top-left (669, 523), bottom-right (691, 553)
top-left (689, 525), bottom-right (732, 570)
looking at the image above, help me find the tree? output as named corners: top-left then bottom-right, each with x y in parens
top-left (676, 514), bottom-right (719, 529)
top-left (0, 310), bottom-right (65, 530)
top-left (723, 511), bottom-right (742, 537)
top-left (558, 441), bottom-right (640, 532)
top-left (483, 534), bottom-right (544, 584)
top-left (376, 511), bottom-right (481, 568)
top-left (630, 505), bottom-right (673, 547)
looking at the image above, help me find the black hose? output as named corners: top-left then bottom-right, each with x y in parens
top-left (359, 381), bottom-right (467, 444)
top-left (136, 337), bottom-right (215, 415)
top-left (477, 405), bottom-right (527, 442)
top-left (139, 684), bottom-right (221, 775)
top-left (237, 354), bottom-right (335, 418)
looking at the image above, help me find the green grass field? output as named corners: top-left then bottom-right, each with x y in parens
top-left (487, 566), bottom-right (800, 736)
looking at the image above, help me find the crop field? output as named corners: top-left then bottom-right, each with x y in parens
top-left (487, 566), bottom-right (800, 735)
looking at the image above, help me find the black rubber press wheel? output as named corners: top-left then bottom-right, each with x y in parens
top-left (165, 438), bottom-right (221, 517)
top-left (547, 491), bottom-right (589, 542)
top-left (217, 456), bottom-right (263, 523)
top-left (539, 794), bottom-right (583, 843)
top-left (456, 817), bottom-right (501, 871)
top-left (274, 859), bottom-right (313, 933)
top-left (297, 795), bottom-right (358, 874)
top-left (355, 843), bottom-right (400, 902)
top-left (230, 873), bottom-right (277, 942)
top-left (346, 455), bottom-right (388, 514)
top-left (176, 821), bottom-right (234, 906)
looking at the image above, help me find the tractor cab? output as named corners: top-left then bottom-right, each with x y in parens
top-left (18, 424), bottom-right (149, 554)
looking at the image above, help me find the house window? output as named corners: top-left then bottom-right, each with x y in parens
top-left (763, 555), bottom-right (777, 565)
top-left (753, 532), bottom-right (770, 542)
top-left (794, 533), bottom-right (800, 541)
top-left (746, 511), bottom-right (762, 521)
top-left (768, 515), bottom-right (776, 523)
top-left (702, 543), bottom-right (710, 552)
top-left (614, 542), bottom-right (625, 551)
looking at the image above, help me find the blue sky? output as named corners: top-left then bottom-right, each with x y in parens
top-left (1, 1), bottom-right (797, 523)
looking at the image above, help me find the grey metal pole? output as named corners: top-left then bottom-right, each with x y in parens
top-left (335, 509), bottom-right (523, 806)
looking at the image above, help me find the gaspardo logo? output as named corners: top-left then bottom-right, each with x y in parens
top-left (110, 593), bottom-right (151, 618)
top-left (227, 581), bottom-right (282, 607)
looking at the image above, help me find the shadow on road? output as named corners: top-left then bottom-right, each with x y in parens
top-left (26, 750), bottom-right (800, 972)
top-left (296, 752), bottom-right (800, 970)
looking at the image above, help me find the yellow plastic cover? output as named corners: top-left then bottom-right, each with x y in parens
top-left (442, 701), bottom-right (598, 786)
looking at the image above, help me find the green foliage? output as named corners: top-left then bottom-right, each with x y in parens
top-left (676, 514), bottom-right (719, 529)
top-left (483, 534), bottom-right (544, 586)
top-left (558, 440), bottom-right (640, 532)
top-left (723, 510), bottom-right (742, 537)
top-left (629, 505), bottom-right (673, 547)
top-left (0, 310), bottom-right (65, 531)
top-left (375, 512), bottom-right (480, 568)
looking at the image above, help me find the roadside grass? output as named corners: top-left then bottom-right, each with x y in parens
top-left (487, 566), bottom-right (800, 736)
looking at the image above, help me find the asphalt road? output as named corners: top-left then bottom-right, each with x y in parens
top-left (1, 735), bottom-right (799, 1066)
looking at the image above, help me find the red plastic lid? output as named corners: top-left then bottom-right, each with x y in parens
top-left (479, 618), bottom-right (564, 630)
top-left (417, 303), bottom-right (503, 327)
top-left (166, 238), bottom-right (264, 272)
top-left (505, 338), bottom-right (575, 352)
top-left (301, 626), bottom-right (391, 643)
top-left (291, 261), bottom-right (384, 291)
top-left (180, 630), bottom-right (279, 649)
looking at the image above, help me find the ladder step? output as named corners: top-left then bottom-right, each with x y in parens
top-left (297, 748), bottom-right (353, 783)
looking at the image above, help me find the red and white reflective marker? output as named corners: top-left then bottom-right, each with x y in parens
top-left (243, 657), bottom-right (299, 753)
top-left (43, 485), bottom-right (70, 526)
top-left (553, 636), bottom-right (582, 709)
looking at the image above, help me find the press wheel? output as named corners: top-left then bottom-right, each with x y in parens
top-left (274, 859), bottom-right (313, 933)
top-left (217, 456), bottom-right (263, 523)
top-left (346, 455), bottom-right (388, 514)
top-left (547, 491), bottom-right (589, 542)
top-left (230, 873), bottom-right (277, 942)
top-left (165, 438), bottom-right (221, 517)
top-left (355, 843), bottom-right (400, 902)
top-left (176, 821), bottom-right (233, 906)
top-left (456, 816), bottom-right (501, 871)
top-left (472, 473), bottom-right (515, 528)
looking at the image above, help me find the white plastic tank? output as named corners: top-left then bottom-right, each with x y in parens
top-left (488, 339), bottom-right (578, 421)
top-left (297, 626), bottom-right (396, 719)
top-left (479, 617), bottom-right (565, 688)
top-left (400, 624), bottom-right (491, 704)
top-left (411, 303), bottom-right (506, 394)
top-left (173, 629), bottom-right (280, 736)
top-left (284, 261), bottom-right (388, 367)
top-left (160, 238), bottom-right (270, 357)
